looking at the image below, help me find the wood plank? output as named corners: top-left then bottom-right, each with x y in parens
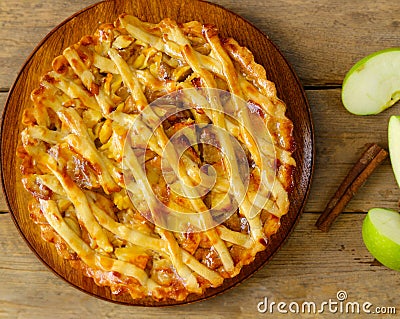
top-left (0, 213), bottom-right (398, 318)
top-left (1, 0), bottom-right (399, 317)
top-left (2, 89), bottom-right (399, 213)
top-left (305, 89), bottom-right (400, 212)
top-left (234, 0), bottom-right (400, 87)
top-left (0, 0), bottom-right (312, 306)
top-left (0, 0), bottom-right (98, 90)
top-left (1, 0), bottom-right (400, 89)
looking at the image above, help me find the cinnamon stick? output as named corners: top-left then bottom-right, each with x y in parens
top-left (316, 143), bottom-right (388, 232)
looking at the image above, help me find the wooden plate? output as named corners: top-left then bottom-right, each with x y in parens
top-left (0, 0), bottom-right (313, 306)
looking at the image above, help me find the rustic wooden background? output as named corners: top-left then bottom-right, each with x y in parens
top-left (1, 0), bottom-right (400, 318)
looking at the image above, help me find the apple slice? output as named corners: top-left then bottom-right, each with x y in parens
top-left (362, 208), bottom-right (400, 271)
top-left (342, 48), bottom-right (400, 115)
top-left (389, 115), bottom-right (400, 188)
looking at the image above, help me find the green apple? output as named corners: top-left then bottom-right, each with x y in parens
top-left (362, 208), bottom-right (400, 271)
top-left (342, 48), bottom-right (400, 115)
top-left (389, 115), bottom-right (400, 188)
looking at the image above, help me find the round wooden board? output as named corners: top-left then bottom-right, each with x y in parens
top-left (0, 0), bottom-right (314, 306)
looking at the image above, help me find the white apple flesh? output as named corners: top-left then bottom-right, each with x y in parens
top-left (389, 115), bottom-right (400, 188)
top-left (362, 208), bottom-right (400, 271)
top-left (342, 48), bottom-right (400, 115)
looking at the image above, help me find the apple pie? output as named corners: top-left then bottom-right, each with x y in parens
top-left (18, 13), bottom-right (295, 301)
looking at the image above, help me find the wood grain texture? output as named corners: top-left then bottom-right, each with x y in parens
top-left (305, 89), bottom-right (400, 213)
top-left (1, 0), bottom-right (400, 317)
top-left (1, 0), bottom-right (400, 89)
top-left (0, 0), bottom-right (98, 90)
top-left (2, 89), bottom-right (399, 213)
top-left (0, 0), bottom-right (312, 307)
top-left (1, 213), bottom-right (398, 319)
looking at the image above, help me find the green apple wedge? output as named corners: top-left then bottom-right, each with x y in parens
top-left (362, 208), bottom-right (400, 271)
top-left (342, 48), bottom-right (400, 115)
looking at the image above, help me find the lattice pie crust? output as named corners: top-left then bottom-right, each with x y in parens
top-left (18, 14), bottom-right (295, 301)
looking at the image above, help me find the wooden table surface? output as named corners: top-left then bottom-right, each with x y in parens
top-left (1, 0), bottom-right (400, 318)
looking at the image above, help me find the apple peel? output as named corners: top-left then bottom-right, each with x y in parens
top-left (362, 208), bottom-right (400, 271)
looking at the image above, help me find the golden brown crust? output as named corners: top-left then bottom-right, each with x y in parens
top-left (18, 14), bottom-right (295, 301)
